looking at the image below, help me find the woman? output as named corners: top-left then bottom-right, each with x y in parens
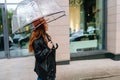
top-left (29, 18), bottom-right (58, 80)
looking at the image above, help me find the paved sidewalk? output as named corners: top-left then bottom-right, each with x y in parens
top-left (94, 76), bottom-right (120, 80)
top-left (0, 56), bottom-right (120, 80)
top-left (57, 58), bottom-right (120, 80)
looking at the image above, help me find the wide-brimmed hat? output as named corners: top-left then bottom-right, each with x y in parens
top-left (32, 18), bottom-right (46, 30)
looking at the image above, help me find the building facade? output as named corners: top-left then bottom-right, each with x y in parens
top-left (107, 0), bottom-right (120, 60)
top-left (0, 0), bottom-right (120, 63)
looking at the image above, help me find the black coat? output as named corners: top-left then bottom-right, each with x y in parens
top-left (32, 36), bottom-right (57, 80)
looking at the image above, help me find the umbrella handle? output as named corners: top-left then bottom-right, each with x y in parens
top-left (54, 43), bottom-right (58, 49)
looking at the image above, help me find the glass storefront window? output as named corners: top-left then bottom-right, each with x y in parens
top-left (7, 5), bottom-right (32, 57)
top-left (69, 0), bottom-right (104, 53)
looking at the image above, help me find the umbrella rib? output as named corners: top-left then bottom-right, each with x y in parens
top-left (47, 13), bottom-right (66, 23)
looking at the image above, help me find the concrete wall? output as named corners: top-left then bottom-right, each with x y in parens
top-left (48, 0), bottom-right (70, 62)
top-left (107, 0), bottom-right (120, 54)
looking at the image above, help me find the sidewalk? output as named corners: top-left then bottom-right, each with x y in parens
top-left (57, 58), bottom-right (120, 80)
top-left (0, 56), bottom-right (120, 80)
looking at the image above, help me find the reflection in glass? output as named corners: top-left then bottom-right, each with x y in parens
top-left (0, 7), bottom-right (4, 51)
top-left (7, 5), bottom-right (32, 57)
top-left (6, 0), bottom-right (23, 3)
top-left (0, 6), bottom-right (6, 58)
top-left (69, 0), bottom-right (104, 53)
top-left (0, 0), bottom-right (5, 3)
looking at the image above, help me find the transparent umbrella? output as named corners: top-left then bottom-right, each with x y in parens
top-left (11, 0), bottom-right (65, 33)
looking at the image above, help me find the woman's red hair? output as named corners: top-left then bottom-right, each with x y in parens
top-left (29, 18), bottom-right (50, 53)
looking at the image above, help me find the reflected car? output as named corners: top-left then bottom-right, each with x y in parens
top-left (70, 29), bottom-right (96, 42)
top-left (13, 34), bottom-right (24, 44)
top-left (0, 34), bottom-right (13, 51)
top-left (70, 30), bottom-right (88, 41)
top-left (19, 33), bottom-right (30, 47)
top-left (87, 26), bottom-right (96, 34)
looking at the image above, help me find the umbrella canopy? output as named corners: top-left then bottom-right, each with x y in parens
top-left (12, 0), bottom-right (65, 33)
